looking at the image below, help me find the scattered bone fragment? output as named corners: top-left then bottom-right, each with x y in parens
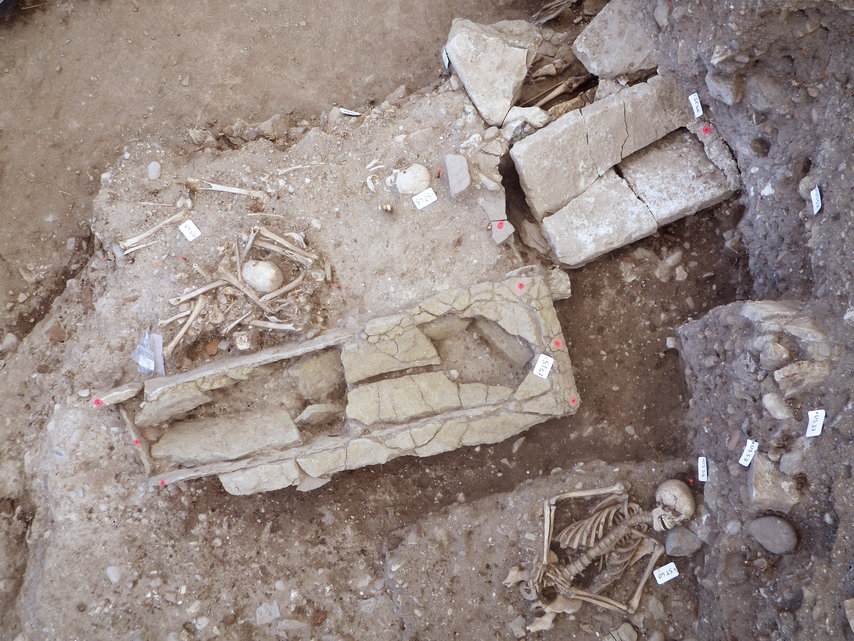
top-left (93, 381), bottom-right (143, 407)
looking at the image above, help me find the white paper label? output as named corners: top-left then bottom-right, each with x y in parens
top-left (532, 354), bottom-right (555, 379)
top-left (441, 47), bottom-right (450, 69)
top-left (412, 188), bottom-right (437, 210)
top-left (654, 562), bottom-right (679, 585)
top-left (697, 456), bottom-right (708, 482)
top-left (810, 186), bottom-right (822, 214)
top-left (688, 93), bottom-right (703, 118)
top-left (340, 108), bottom-right (362, 116)
top-left (739, 439), bottom-right (759, 467)
top-left (805, 409), bottom-right (825, 437)
top-left (178, 219), bottom-right (201, 242)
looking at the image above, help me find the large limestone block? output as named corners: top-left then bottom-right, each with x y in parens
top-left (347, 372), bottom-right (462, 426)
top-left (444, 19), bottom-right (541, 126)
top-left (619, 129), bottom-right (733, 225)
top-left (572, 0), bottom-right (659, 79)
top-left (541, 169), bottom-right (657, 267)
top-left (219, 459), bottom-right (301, 495)
top-left (151, 409), bottom-right (302, 465)
top-left (341, 315), bottom-right (440, 385)
top-left (510, 75), bottom-right (690, 219)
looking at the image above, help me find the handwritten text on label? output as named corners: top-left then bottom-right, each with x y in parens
top-left (412, 188), bottom-right (438, 210)
top-left (533, 354), bottom-right (555, 379)
top-left (698, 456), bottom-right (708, 482)
top-left (178, 219), bottom-right (201, 242)
top-left (739, 439), bottom-right (759, 467)
top-left (688, 93), bottom-right (704, 118)
top-left (805, 409), bottom-right (825, 437)
top-left (654, 562), bottom-right (679, 585)
top-left (810, 186), bottom-right (822, 215)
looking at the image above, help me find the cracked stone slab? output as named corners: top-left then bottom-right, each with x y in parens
top-left (572, 0), bottom-right (660, 79)
top-left (150, 408), bottom-right (302, 465)
top-left (619, 129), bottom-right (734, 226)
top-left (541, 169), bottom-right (657, 267)
top-left (341, 315), bottom-right (440, 385)
top-left (511, 74), bottom-right (691, 220)
top-left (444, 19), bottom-right (541, 126)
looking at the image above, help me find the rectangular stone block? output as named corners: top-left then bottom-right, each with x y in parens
top-left (619, 129), bottom-right (733, 226)
top-left (510, 74), bottom-right (690, 220)
top-left (541, 169), bottom-right (657, 267)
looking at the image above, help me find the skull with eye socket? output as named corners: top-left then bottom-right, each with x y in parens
top-left (651, 479), bottom-right (696, 532)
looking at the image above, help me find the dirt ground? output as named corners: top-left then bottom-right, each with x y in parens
top-left (1, 0), bottom-right (853, 640)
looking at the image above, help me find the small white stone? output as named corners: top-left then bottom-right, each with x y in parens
top-left (106, 565), bottom-right (122, 583)
top-left (147, 161), bottom-right (162, 180)
top-left (395, 164), bottom-right (431, 196)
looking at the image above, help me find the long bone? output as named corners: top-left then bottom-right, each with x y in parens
top-left (185, 177), bottom-right (267, 200)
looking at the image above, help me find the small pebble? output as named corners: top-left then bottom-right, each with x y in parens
top-left (147, 161), bottom-right (162, 180)
top-left (747, 516), bottom-right (797, 554)
top-left (106, 565), bottom-right (122, 584)
top-left (77, 388), bottom-right (91, 398)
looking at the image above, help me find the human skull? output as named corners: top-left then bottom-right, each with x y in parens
top-left (651, 479), bottom-right (695, 532)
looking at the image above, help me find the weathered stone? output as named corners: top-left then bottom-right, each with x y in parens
top-left (418, 314), bottom-right (471, 341)
top-left (762, 393), bottom-right (792, 420)
top-left (773, 360), bottom-right (831, 398)
top-left (94, 381), bottom-right (143, 407)
top-left (443, 153), bottom-right (471, 197)
top-left (739, 300), bottom-right (798, 323)
top-left (341, 316), bottom-right (440, 385)
top-left (572, 0), bottom-right (658, 79)
top-left (151, 409), bottom-right (302, 465)
top-left (474, 318), bottom-right (533, 367)
top-left (511, 75), bottom-right (690, 219)
top-left (219, 459), bottom-right (301, 495)
top-left (705, 71), bottom-right (744, 105)
top-left (347, 372), bottom-right (462, 425)
top-left (547, 268), bottom-right (572, 300)
top-left (746, 516), bottom-right (798, 554)
top-left (665, 526), bottom-right (702, 556)
top-left (296, 446), bottom-right (347, 479)
top-left (288, 348), bottom-right (345, 402)
top-left (295, 402), bottom-right (344, 427)
top-left (491, 219), bottom-right (515, 244)
top-left (760, 341), bottom-right (790, 370)
top-left (517, 219), bottom-right (551, 254)
top-left (541, 169), bottom-right (657, 267)
top-left (783, 317), bottom-right (831, 360)
top-left (345, 438), bottom-right (392, 469)
top-left (504, 106), bottom-right (550, 129)
top-left (845, 598), bottom-right (854, 634)
top-left (135, 383), bottom-right (212, 428)
top-left (255, 601), bottom-right (281, 625)
top-left (444, 19), bottom-right (541, 126)
top-left (747, 454), bottom-right (800, 513)
top-left (779, 438), bottom-right (812, 476)
top-left (619, 129), bottom-right (733, 226)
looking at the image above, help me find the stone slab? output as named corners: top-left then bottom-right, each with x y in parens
top-left (443, 153), bottom-right (471, 197)
top-left (747, 453), bottom-right (801, 513)
top-left (444, 19), bottom-right (541, 126)
top-left (346, 372), bottom-right (462, 426)
top-left (510, 75), bottom-right (690, 220)
top-left (541, 169), bottom-right (657, 267)
top-left (295, 402), bottom-right (344, 427)
top-left (341, 315), bottom-right (440, 385)
top-left (572, 0), bottom-right (659, 79)
top-left (151, 409), bottom-right (302, 465)
top-left (218, 459), bottom-right (302, 495)
top-left (619, 129), bottom-right (733, 226)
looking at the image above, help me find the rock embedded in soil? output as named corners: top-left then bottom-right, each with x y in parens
top-left (443, 153), bottom-right (471, 197)
top-left (746, 516), bottom-right (798, 554)
top-left (747, 453), bottom-right (801, 513)
top-left (665, 526), bottom-right (702, 556)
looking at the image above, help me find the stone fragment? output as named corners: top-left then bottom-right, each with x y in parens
top-left (419, 314), bottom-right (471, 341)
top-left (665, 526), bottom-right (702, 556)
top-left (608, 622), bottom-right (638, 641)
top-left (783, 317), bottom-right (830, 360)
top-left (93, 381), bottom-right (143, 407)
top-left (705, 71), bottom-right (744, 105)
top-left (779, 438), bottom-right (812, 476)
top-left (219, 459), bottom-right (301, 495)
top-left (151, 409), bottom-right (302, 465)
top-left (541, 169), bottom-right (657, 267)
top-left (507, 615), bottom-right (527, 639)
top-left (295, 402), bottom-right (344, 426)
top-left (511, 75), bottom-right (690, 219)
top-left (444, 19), bottom-right (541, 126)
top-left (517, 219), bottom-right (551, 254)
top-left (746, 516), bottom-right (798, 554)
top-left (256, 601), bottom-right (281, 625)
top-left (346, 372), bottom-right (461, 425)
top-left (760, 341), bottom-right (790, 370)
top-left (106, 565), bottom-right (122, 584)
top-left (296, 475), bottom-right (330, 492)
top-left (297, 447), bottom-right (347, 479)
top-left (491, 219), bottom-right (515, 244)
top-left (345, 438), bottom-right (392, 469)
top-left (572, 0), bottom-right (658, 79)
top-left (396, 164), bottom-right (431, 195)
top-left (341, 316), bottom-right (440, 385)
top-left (739, 300), bottom-right (797, 323)
top-left (443, 154), bottom-right (471, 197)
top-left (773, 360), bottom-right (831, 398)
top-left (618, 129), bottom-right (733, 226)
top-left (547, 268), bottom-right (572, 300)
top-left (504, 106), bottom-right (550, 129)
top-left (147, 161), bottom-right (161, 180)
top-left (242, 260), bottom-right (284, 294)
top-left (762, 393), bottom-right (792, 420)
top-left (474, 318), bottom-right (533, 367)
top-left (135, 383), bottom-right (212, 428)
top-left (288, 348), bottom-right (345, 403)
top-left (747, 454), bottom-right (800, 513)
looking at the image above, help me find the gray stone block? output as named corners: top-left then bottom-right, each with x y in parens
top-left (572, 0), bottom-right (659, 79)
top-left (541, 169), bottom-right (657, 267)
top-left (747, 454), bottom-right (800, 513)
